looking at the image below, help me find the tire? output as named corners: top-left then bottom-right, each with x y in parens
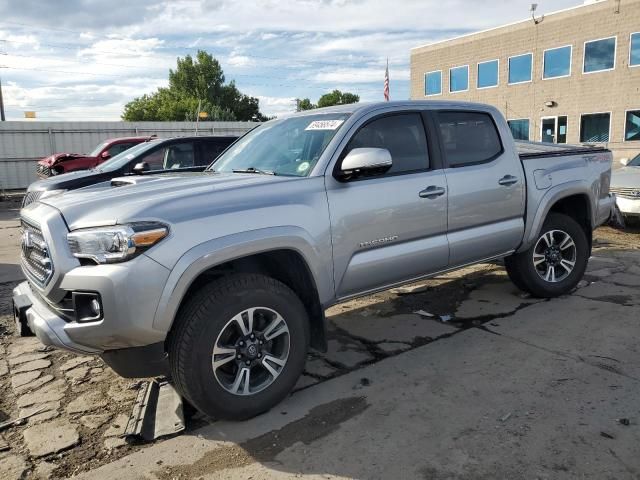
top-left (503, 213), bottom-right (589, 298)
top-left (168, 273), bottom-right (310, 420)
top-left (503, 256), bottom-right (529, 293)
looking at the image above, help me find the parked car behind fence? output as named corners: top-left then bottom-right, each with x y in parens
top-left (36, 136), bottom-right (155, 178)
top-left (23, 135), bottom-right (238, 207)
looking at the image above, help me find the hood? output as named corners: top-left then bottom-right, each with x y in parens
top-left (28, 169), bottom-right (113, 192)
top-left (611, 166), bottom-right (640, 189)
top-left (37, 171), bottom-right (298, 230)
top-left (38, 153), bottom-right (94, 167)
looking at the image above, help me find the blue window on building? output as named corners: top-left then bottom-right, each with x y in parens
top-left (583, 37), bottom-right (616, 73)
top-left (543, 46), bottom-right (572, 79)
top-left (424, 71), bottom-right (442, 96)
top-left (507, 119), bottom-right (530, 140)
top-left (508, 53), bottom-right (532, 84)
top-left (625, 110), bottom-right (640, 141)
top-left (580, 113), bottom-right (610, 142)
top-left (477, 60), bottom-right (499, 88)
top-left (449, 66), bottom-right (469, 92)
top-left (631, 33), bottom-right (640, 67)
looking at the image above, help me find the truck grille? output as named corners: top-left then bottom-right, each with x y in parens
top-left (37, 164), bottom-right (52, 178)
top-left (610, 187), bottom-right (640, 200)
top-left (22, 191), bottom-right (43, 207)
top-left (20, 219), bottom-right (54, 287)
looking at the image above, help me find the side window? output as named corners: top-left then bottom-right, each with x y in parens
top-left (107, 143), bottom-right (134, 157)
top-left (163, 142), bottom-right (195, 169)
top-left (137, 148), bottom-right (164, 171)
top-left (436, 111), bottom-right (503, 167)
top-left (344, 113), bottom-right (429, 175)
top-left (200, 141), bottom-right (229, 166)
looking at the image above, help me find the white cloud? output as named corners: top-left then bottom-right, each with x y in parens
top-left (0, 0), bottom-right (583, 120)
top-left (255, 95), bottom-right (296, 117)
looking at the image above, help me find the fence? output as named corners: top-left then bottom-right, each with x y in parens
top-left (0, 121), bottom-right (256, 190)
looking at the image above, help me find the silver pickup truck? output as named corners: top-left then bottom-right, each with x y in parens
top-left (14, 101), bottom-right (615, 419)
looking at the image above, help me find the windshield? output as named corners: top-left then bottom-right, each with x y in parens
top-left (628, 153), bottom-right (640, 167)
top-left (88, 141), bottom-right (109, 157)
top-left (97, 140), bottom-right (159, 172)
top-left (211, 113), bottom-right (350, 176)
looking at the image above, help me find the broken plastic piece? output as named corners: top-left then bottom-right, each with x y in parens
top-left (124, 379), bottom-right (185, 441)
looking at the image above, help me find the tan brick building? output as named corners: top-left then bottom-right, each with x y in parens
top-left (410, 0), bottom-right (640, 160)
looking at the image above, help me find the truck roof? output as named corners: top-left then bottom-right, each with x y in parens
top-left (286, 100), bottom-right (498, 117)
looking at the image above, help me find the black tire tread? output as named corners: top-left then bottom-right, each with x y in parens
top-left (167, 273), bottom-right (308, 419)
top-left (504, 213), bottom-right (589, 298)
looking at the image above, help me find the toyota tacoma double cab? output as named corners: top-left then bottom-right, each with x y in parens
top-left (14, 101), bottom-right (615, 420)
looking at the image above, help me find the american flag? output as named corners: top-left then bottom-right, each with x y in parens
top-left (384, 58), bottom-right (390, 101)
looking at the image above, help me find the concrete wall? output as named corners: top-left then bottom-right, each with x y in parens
top-left (0, 121), bottom-right (256, 190)
top-left (410, 0), bottom-right (640, 163)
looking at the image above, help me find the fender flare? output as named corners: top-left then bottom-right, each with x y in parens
top-left (152, 226), bottom-right (333, 333)
top-left (517, 180), bottom-right (595, 253)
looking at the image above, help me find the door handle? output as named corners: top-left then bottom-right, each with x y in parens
top-left (419, 185), bottom-right (446, 199)
top-left (498, 175), bottom-right (518, 186)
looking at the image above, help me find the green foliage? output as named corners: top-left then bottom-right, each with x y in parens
top-left (295, 90), bottom-right (359, 112)
top-left (122, 51), bottom-right (267, 122)
top-left (317, 90), bottom-right (360, 108)
top-left (296, 98), bottom-right (316, 111)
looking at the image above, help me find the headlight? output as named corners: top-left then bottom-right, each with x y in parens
top-left (39, 189), bottom-right (67, 199)
top-left (67, 223), bottom-right (168, 264)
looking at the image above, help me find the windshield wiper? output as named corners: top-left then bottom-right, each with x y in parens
top-left (231, 167), bottom-right (276, 175)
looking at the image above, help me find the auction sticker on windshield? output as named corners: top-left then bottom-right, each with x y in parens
top-left (305, 119), bottom-right (344, 131)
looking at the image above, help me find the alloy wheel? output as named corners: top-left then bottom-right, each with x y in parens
top-left (532, 229), bottom-right (577, 283)
top-left (212, 307), bottom-right (290, 396)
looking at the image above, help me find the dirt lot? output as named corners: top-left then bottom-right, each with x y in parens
top-left (0, 197), bottom-right (639, 479)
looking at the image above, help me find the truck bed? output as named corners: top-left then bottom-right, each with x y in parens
top-left (516, 140), bottom-right (608, 159)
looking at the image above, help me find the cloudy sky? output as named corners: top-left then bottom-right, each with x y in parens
top-left (0, 0), bottom-right (582, 120)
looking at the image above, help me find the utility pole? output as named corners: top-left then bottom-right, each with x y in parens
top-left (0, 75), bottom-right (5, 121)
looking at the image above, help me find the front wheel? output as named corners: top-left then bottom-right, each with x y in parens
top-left (168, 274), bottom-right (310, 420)
top-left (504, 213), bottom-right (589, 298)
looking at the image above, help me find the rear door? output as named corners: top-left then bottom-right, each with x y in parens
top-left (434, 110), bottom-right (525, 266)
top-left (326, 111), bottom-right (449, 299)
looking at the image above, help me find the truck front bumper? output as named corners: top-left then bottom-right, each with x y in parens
top-left (13, 281), bottom-right (170, 377)
top-left (13, 281), bottom-right (101, 355)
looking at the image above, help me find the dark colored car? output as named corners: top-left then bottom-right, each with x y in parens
top-left (23, 135), bottom-right (237, 206)
top-left (36, 136), bottom-right (156, 178)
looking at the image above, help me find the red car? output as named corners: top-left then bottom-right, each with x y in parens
top-left (36, 136), bottom-right (155, 178)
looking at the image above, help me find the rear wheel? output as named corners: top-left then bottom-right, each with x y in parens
top-left (168, 274), bottom-right (309, 420)
top-left (504, 213), bottom-right (589, 298)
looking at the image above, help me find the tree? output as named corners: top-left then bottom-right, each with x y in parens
top-left (122, 51), bottom-right (267, 122)
top-left (294, 91), bottom-right (359, 112)
top-left (296, 98), bottom-right (316, 111)
top-left (317, 90), bottom-right (360, 108)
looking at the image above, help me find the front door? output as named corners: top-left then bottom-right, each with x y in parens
top-left (541, 117), bottom-right (556, 143)
top-left (326, 112), bottom-right (449, 299)
top-left (541, 116), bottom-right (568, 143)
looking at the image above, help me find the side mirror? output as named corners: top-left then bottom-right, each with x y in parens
top-left (340, 148), bottom-right (392, 179)
top-left (619, 158), bottom-right (630, 166)
top-left (100, 151), bottom-right (111, 159)
top-left (132, 162), bottom-right (150, 175)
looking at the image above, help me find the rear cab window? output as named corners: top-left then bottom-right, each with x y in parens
top-left (436, 111), bottom-right (503, 167)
